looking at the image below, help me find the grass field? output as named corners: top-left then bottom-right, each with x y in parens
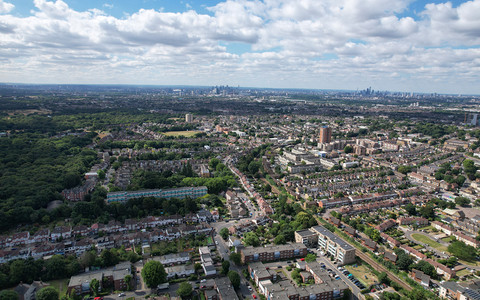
top-left (46, 279), bottom-right (69, 296)
top-left (411, 233), bottom-right (448, 252)
top-left (441, 236), bottom-right (455, 243)
top-left (161, 131), bottom-right (201, 137)
top-left (345, 262), bottom-right (378, 287)
top-left (456, 269), bottom-right (472, 277)
top-left (460, 259), bottom-right (480, 267)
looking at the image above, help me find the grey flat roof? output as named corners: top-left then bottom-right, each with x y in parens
top-left (312, 225), bottom-right (354, 250)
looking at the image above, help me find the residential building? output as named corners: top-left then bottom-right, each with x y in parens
top-left (240, 243), bottom-right (307, 264)
top-left (294, 229), bottom-right (319, 248)
top-left (319, 126), bottom-right (332, 144)
top-left (310, 225), bottom-right (356, 265)
top-left (106, 186), bottom-right (208, 203)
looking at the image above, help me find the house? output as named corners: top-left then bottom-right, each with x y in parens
top-left (165, 265), bottom-right (195, 279)
top-left (14, 281), bottom-right (50, 300)
top-left (51, 226), bottom-right (72, 241)
top-left (411, 269), bottom-right (430, 288)
top-left (155, 252), bottom-right (190, 266)
top-left (384, 251), bottom-right (397, 263)
top-left (228, 236), bottom-right (242, 248)
top-left (376, 219), bottom-right (397, 232)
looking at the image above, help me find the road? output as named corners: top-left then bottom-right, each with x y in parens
top-left (214, 233), bottom-right (258, 299)
top-left (314, 252), bottom-right (362, 299)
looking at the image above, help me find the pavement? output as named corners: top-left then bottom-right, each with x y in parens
top-left (313, 251), bottom-right (362, 299)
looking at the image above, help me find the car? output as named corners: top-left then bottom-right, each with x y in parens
top-left (201, 279), bottom-right (207, 283)
top-left (248, 286), bottom-right (253, 291)
top-left (253, 295), bottom-right (257, 299)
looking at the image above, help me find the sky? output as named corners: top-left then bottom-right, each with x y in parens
top-left (0, 0), bottom-right (479, 94)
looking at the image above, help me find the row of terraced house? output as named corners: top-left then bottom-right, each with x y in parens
top-left (0, 210), bottom-right (218, 264)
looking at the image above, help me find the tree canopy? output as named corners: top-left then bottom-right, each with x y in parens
top-left (141, 261), bottom-right (167, 288)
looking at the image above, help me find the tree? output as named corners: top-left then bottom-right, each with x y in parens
top-left (100, 249), bottom-right (119, 267)
top-left (244, 232), bottom-right (260, 247)
top-left (455, 196), bottom-right (470, 207)
top-left (413, 261), bottom-right (436, 277)
top-left (381, 291), bottom-right (401, 300)
top-left (398, 165), bottom-right (412, 174)
top-left (0, 290), bottom-right (19, 300)
top-left (273, 234), bottom-right (286, 245)
top-left (394, 249), bottom-right (413, 271)
top-left (248, 161), bottom-right (262, 175)
top-left (79, 251), bottom-right (96, 268)
top-left (36, 287), bottom-right (59, 300)
top-left (141, 261), bottom-right (167, 288)
top-left (209, 158), bottom-right (221, 170)
top-left (177, 282), bottom-right (193, 299)
top-left (97, 169), bottom-right (106, 180)
top-left (222, 260), bottom-right (230, 275)
top-left (448, 241), bottom-right (477, 261)
top-left (405, 203), bottom-right (417, 216)
top-left (230, 253), bottom-right (242, 265)
top-left (219, 228), bottom-right (230, 241)
top-left (228, 270), bottom-right (241, 289)
top-left (124, 275), bottom-right (133, 291)
top-left (419, 205), bottom-right (435, 219)
top-left (344, 146), bottom-right (353, 154)
top-left (90, 278), bottom-right (100, 296)
top-left (378, 272), bottom-right (389, 285)
top-left (305, 253), bottom-right (317, 263)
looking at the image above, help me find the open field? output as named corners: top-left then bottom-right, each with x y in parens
top-left (46, 279), bottom-right (69, 296)
top-left (460, 259), bottom-right (480, 267)
top-left (7, 109), bottom-right (52, 116)
top-left (161, 131), bottom-right (201, 137)
top-left (441, 236), bottom-right (455, 243)
top-left (411, 233), bottom-right (448, 252)
top-left (418, 225), bottom-right (434, 232)
top-left (456, 269), bottom-right (472, 277)
top-left (345, 261), bottom-right (378, 287)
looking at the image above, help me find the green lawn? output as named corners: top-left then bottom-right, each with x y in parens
top-left (411, 233), bottom-right (448, 252)
top-left (45, 279), bottom-right (69, 296)
top-left (441, 236), bottom-right (455, 243)
top-left (345, 262), bottom-right (378, 287)
top-left (457, 269), bottom-right (472, 277)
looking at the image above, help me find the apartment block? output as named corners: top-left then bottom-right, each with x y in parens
top-left (106, 186), bottom-right (208, 203)
top-left (294, 229), bottom-right (319, 248)
top-left (240, 243), bottom-right (307, 264)
top-left (310, 225), bottom-right (356, 265)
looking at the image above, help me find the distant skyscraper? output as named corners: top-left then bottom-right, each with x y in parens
top-left (185, 113), bottom-right (193, 123)
top-left (319, 126), bottom-right (332, 144)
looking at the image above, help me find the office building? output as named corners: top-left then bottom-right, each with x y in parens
top-left (185, 113), bottom-right (193, 123)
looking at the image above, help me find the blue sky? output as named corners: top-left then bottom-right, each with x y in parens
top-left (0, 0), bottom-right (479, 94)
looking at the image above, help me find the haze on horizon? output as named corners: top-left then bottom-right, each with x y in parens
top-left (0, 0), bottom-right (479, 95)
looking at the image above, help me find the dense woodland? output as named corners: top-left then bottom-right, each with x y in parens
top-left (0, 111), bottom-right (230, 232)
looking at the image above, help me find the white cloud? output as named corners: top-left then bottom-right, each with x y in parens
top-left (0, 0), bottom-right (478, 93)
top-left (0, 0), bottom-right (13, 14)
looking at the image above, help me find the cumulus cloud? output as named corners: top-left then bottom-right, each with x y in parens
top-left (0, 0), bottom-right (13, 14)
top-left (0, 0), bottom-right (479, 93)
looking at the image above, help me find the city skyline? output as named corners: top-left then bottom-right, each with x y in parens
top-left (0, 0), bottom-right (479, 94)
